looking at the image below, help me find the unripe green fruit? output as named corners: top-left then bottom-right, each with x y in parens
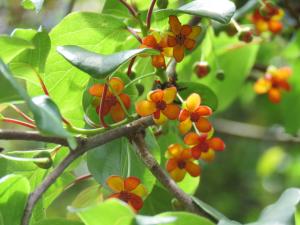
top-left (157, 0), bottom-right (168, 9)
top-left (34, 151), bottom-right (53, 169)
top-left (135, 83), bottom-right (145, 96)
top-left (216, 70), bottom-right (225, 81)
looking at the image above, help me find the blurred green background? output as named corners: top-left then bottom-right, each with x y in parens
top-left (0, 0), bottom-right (300, 224)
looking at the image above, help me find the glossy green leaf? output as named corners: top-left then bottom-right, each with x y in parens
top-left (0, 175), bottom-right (30, 225)
top-left (22, 0), bottom-right (44, 13)
top-left (0, 35), bottom-right (33, 64)
top-left (87, 129), bottom-right (160, 194)
top-left (154, 0), bottom-right (236, 24)
top-left (32, 218), bottom-right (84, 225)
top-left (0, 60), bottom-right (75, 148)
top-left (74, 199), bottom-right (135, 225)
top-left (57, 46), bottom-right (158, 79)
top-left (177, 82), bottom-right (218, 111)
top-left (192, 196), bottom-right (228, 221)
top-left (247, 188), bottom-right (300, 225)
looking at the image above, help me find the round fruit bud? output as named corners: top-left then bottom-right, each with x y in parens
top-left (194, 61), bottom-right (211, 78)
top-left (225, 23), bottom-right (238, 36)
top-left (157, 0), bottom-right (168, 9)
top-left (34, 151), bottom-right (53, 169)
top-left (129, 72), bottom-right (136, 80)
top-left (238, 30), bottom-right (253, 43)
top-left (216, 70), bottom-right (225, 81)
top-left (171, 198), bottom-right (185, 210)
top-left (135, 83), bottom-right (144, 96)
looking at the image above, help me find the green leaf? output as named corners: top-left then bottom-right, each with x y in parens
top-left (74, 199), bottom-right (135, 225)
top-left (192, 196), bottom-right (228, 221)
top-left (0, 35), bottom-right (33, 64)
top-left (154, 0), bottom-right (236, 24)
top-left (87, 129), bottom-right (160, 194)
top-left (11, 27), bottom-right (51, 73)
top-left (155, 212), bottom-right (216, 225)
top-left (247, 188), bottom-right (300, 225)
top-left (0, 175), bottom-right (30, 225)
top-left (21, 0), bottom-right (44, 13)
top-left (32, 218), bottom-right (84, 225)
top-left (177, 82), bottom-right (218, 111)
top-left (57, 46), bottom-right (158, 79)
top-left (0, 60), bottom-right (75, 148)
top-left (38, 12), bottom-right (133, 126)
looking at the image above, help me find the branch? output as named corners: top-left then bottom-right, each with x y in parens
top-left (213, 118), bottom-right (300, 143)
top-left (21, 116), bottom-right (154, 225)
top-left (0, 130), bottom-right (69, 146)
top-left (132, 133), bottom-right (217, 223)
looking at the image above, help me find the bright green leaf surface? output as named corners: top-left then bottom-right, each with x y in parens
top-left (75, 199), bottom-right (135, 225)
top-left (0, 175), bottom-right (30, 225)
top-left (32, 218), bottom-right (84, 225)
top-left (156, 212), bottom-right (216, 225)
top-left (0, 35), bottom-right (33, 64)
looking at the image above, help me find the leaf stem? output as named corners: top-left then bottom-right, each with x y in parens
top-left (9, 104), bottom-right (35, 123)
top-left (99, 82), bottom-right (110, 128)
top-left (118, 0), bottom-right (138, 17)
top-left (125, 72), bottom-right (156, 89)
top-left (0, 153), bottom-right (50, 163)
top-left (127, 28), bottom-right (142, 44)
top-left (66, 118), bottom-right (130, 135)
top-left (146, 0), bottom-right (157, 30)
top-left (1, 117), bottom-right (36, 129)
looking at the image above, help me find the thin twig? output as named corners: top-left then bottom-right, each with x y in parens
top-left (127, 27), bottom-right (142, 43)
top-left (132, 133), bottom-right (217, 222)
top-left (21, 116), bottom-right (154, 225)
top-left (1, 118), bottom-right (36, 129)
top-left (213, 118), bottom-right (300, 143)
top-left (9, 105), bottom-right (35, 123)
top-left (118, 0), bottom-right (138, 17)
top-left (146, 0), bottom-right (156, 29)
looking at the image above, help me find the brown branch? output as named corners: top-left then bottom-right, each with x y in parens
top-left (21, 116), bottom-right (154, 225)
top-left (0, 130), bottom-right (69, 146)
top-left (132, 133), bottom-right (217, 223)
top-left (213, 118), bottom-right (300, 143)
